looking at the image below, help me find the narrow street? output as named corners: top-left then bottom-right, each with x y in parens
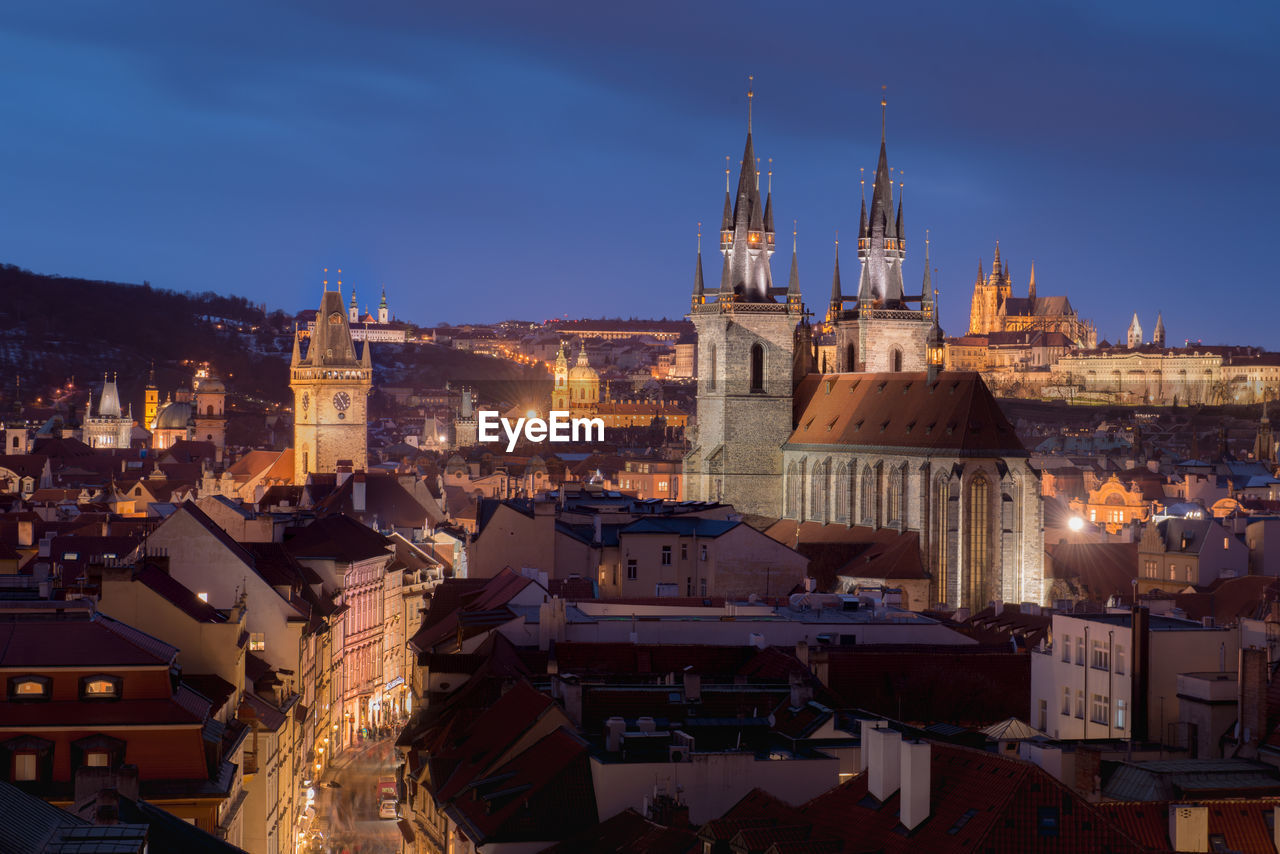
top-left (308, 737), bottom-right (404, 854)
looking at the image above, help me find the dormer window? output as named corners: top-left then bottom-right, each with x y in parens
top-left (81, 675), bottom-right (122, 700)
top-left (8, 676), bottom-right (50, 701)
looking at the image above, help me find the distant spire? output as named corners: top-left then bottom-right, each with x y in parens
top-left (787, 221), bottom-right (801, 305)
top-left (830, 235), bottom-right (842, 308)
top-left (921, 229), bottom-right (932, 298)
top-left (977, 260), bottom-right (985, 286)
top-left (858, 168), bottom-right (868, 239)
top-left (869, 98), bottom-right (895, 239)
top-left (763, 158), bottom-right (775, 234)
top-left (1153, 311), bottom-right (1166, 347)
top-left (880, 85), bottom-right (887, 143)
top-left (721, 156), bottom-right (733, 232)
top-left (692, 223), bottom-right (706, 305)
top-left (379, 287), bottom-right (387, 309)
top-left (1028, 262), bottom-right (1037, 301)
top-left (991, 242), bottom-right (1001, 281)
top-left (895, 173), bottom-right (904, 242)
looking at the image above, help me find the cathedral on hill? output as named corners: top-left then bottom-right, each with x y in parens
top-left (967, 243), bottom-right (1096, 347)
top-left (682, 93), bottom-right (1046, 609)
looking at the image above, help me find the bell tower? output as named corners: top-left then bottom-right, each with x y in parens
top-left (683, 83), bottom-right (803, 517)
top-left (291, 271), bottom-right (374, 483)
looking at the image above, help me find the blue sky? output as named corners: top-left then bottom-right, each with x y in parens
top-left (1, 1), bottom-right (1277, 346)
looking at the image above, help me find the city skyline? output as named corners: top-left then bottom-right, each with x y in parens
top-left (1, 1), bottom-right (1277, 347)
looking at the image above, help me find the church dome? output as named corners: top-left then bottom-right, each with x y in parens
top-left (153, 401), bottom-right (193, 430)
top-left (568, 351), bottom-right (598, 382)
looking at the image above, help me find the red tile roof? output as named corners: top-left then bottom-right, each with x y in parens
top-left (764, 521), bottom-right (926, 588)
top-left (798, 742), bottom-right (1142, 853)
top-left (1098, 799), bottom-right (1280, 853)
top-left (539, 808), bottom-right (699, 854)
top-left (0, 609), bottom-right (176, 668)
top-left (789, 372), bottom-right (1025, 455)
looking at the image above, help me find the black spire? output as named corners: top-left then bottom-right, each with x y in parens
top-left (869, 139), bottom-right (894, 239)
top-left (830, 240), bottom-right (842, 307)
top-left (787, 227), bottom-right (801, 307)
top-left (692, 228), bottom-right (705, 305)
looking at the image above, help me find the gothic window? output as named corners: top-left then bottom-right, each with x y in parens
top-left (709, 345), bottom-right (717, 391)
top-left (935, 476), bottom-right (950, 603)
top-left (891, 347), bottom-right (903, 372)
top-left (886, 464), bottom-right (905, 526)
top-left (860, 465), bottom-right (875, 526)
top-left (810, 458), bottom-right (829, 523)
top-left (846, 343), bottom-right (857, 372)
top-left (785, 461), bottom-right (801, 519)
top-left (965, 473), bottom-right (991, 608)
top-left (749, 343), bottom-right (764, 393)
top-left (834, 461), bottom-right (852, 524)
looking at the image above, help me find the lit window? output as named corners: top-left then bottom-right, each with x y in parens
top-left (14, 753), bottom-right (36, 781)
top-left (1116, 699), bottom-right (1127, 730)
top-left (82, 676), bottom-right (120, 699)
top-left (12, 679), bottom-right (47, 699)
top-left (250, 633), bottom-right (266, 652)
top-left (86, 752), bottom-right (111, 768)
top-left (197, 592), bottom-right (209, 602)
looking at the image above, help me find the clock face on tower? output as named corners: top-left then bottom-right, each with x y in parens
top-left (332, 391), bottom-right (351, 412)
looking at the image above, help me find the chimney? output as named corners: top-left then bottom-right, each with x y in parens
top-left (682, 667), bottom-right (701, 703)
top-left (1239, 647), bottom-right (1267, 749)
top-left (900, 740), bottom-right (931, 831)
top-left (352, 472), bottom-right (367, 513)
top-left (789, 671), bottom-right (813, 708)
top-left (605, 716), bottom-right (625, 752)
top-left (867, 727), bottom-right (903, 802)
top-left (1168, 804), bottom-right (1209, 854)
top-left (637, 716), bottom-right (657, 733)
top-left (1074, 745), bottom-right (1102, 799)
top-left (859, 719), bottom-right (888, 772)
top-left (115, 764), bottom-right (139, 802)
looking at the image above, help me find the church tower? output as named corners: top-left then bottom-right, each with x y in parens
top-left (683, 85), bottom-right (803, 517)
top-left (143, 364), bottom-right (159, 428)
top-left (378, 287), bottom-right (389, 324)
top-left (291, 276), bottom-right (373, 483)
top-left (830, 96), bottom-right (934, 373)
top-left (349, 289), bottom-right (359, 324)
top-left (551, 342), bottom-right (570, 411)
top-left (1127, 313), bottom-right (1144, 349)
top-left (192, 368), bottom-right (227, 457)
top-left (1153, 312), bottom-right (1166, 347)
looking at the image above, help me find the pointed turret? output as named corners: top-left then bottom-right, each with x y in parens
top-left (977, 260), bottom-right (985, 286)
top-left (1002, 260), bottom-right (1009, 284)
top-left (1153, 312), bottom-right (1166, 347)
top-left (1028, 262), bottom-right (1037, 302)
top-left (1127, 312), bottom-right (1144, 349)
top-left (291, 323), bottom-right (302, 366)
top-left (895, 195), bottom-right (903, 244)
top-left (858, 195), bottom-right (868, 240)
top-left (692, 229), bottom-right (706, 308)
top-left (787, 227), bottom-right (801, 310)
top-left (827, 239), bottom-right (842, 321)
top-left (921, 233), bottom-right (932, 305)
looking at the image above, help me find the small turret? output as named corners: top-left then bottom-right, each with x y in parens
top-left (827, 237), bottom-right (842, 323)
top-left (691, 226), bottom-right (706, 309)
top-left (786, 224), bottom-right (801, 311)
top-left (378, 287), bottom-right (389, 324)
top-left (1127, 313), bottom-right (1144, 349)
top-left (349, 288), bottom-right (359, 324)
top-left (1153, 312), bottom-right (1166, 348)
top-left (1028, 262), bottom-right (1037, 302)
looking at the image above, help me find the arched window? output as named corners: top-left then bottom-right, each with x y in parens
top-left (859, 465), bottom-right (875, 526)
top-left (887, 464), bottom-right (905, 525)
top-left (785, 461), bottom-right (800, 518)
top-left (206, 405), bottom-right (214, 416)
top-left (965, 473), bottom-right (991, 608)
top-left (846, 343), bottom-right (857, 372)
top-left (891, 347), bottom-right (903, 372)
top-left (935, 476), bottom-right (950, 604)
top-left (811, 458), bottom-right (829, 523)
top-left (750, 343), bottom-right (764, 392)
top-left (834, 461), bottom-right (852, 524)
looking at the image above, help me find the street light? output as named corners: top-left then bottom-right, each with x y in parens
top-left (1068, 516), bottom-right (1085, 532)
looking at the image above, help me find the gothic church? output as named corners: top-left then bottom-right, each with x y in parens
top-left (683, 95), bottom-right (1046, 609)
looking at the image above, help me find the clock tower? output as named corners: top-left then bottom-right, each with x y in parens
top-left (291, 283), bottom-right (373, 484)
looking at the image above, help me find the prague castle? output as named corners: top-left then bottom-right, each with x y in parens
top-left (967, 243), bottom-right (1095, 347)
top-left (290, 282), bottom-right (373, 482)
top-left (683, 92), bottom-right (1045, 609)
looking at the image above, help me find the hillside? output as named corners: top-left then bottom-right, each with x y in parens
top-left (0, 264), bottom-right (548, 419)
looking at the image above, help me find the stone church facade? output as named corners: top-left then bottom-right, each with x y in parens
top-left (684, 95), bottom-right (1046, 608)
top-left (291, 285), bottom-right (373, 483)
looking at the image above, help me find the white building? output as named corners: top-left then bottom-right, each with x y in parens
top-left (1030, 610), bottom-right (1238, 743)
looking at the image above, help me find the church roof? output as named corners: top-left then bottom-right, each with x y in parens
top-left (788, 372), bottom-right (1026, 455)
top-left (1002, 295), bottom-right (1074, 317)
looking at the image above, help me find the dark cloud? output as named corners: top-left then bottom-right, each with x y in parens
top-left (0, 0), bottom-right (1275, 345)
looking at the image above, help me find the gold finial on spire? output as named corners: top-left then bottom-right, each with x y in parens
top-left (747, 74), bottom-right (754, 131)
top-left (835, 229), bottom-right (839, 249)
top-left (724, 156), bottom-right (730, 192)
top-left (323, 267), bottom-right (329, 291)
top-left (881, 84), bottom-right (887, 142)
top-left (793, 218), bottom-right (798, 252)
top-left (697, 221), bottom-right (702, 253)
top-left (860, 167), bottom-right (866, 202)
top-left (767, 157), bottom-right (773, 193)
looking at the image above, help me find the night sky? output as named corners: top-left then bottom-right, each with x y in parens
top-left (2, 1), bottom-right (1277, 347)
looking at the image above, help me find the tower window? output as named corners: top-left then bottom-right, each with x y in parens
top-left (846, 343), bottom-right (856, 372)
top-left (709, 345), bottom-right (717, 391)
top-left (891, 347), bottom-right (903, 372)
top-left (750, 343), bottom-right (764, 393)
